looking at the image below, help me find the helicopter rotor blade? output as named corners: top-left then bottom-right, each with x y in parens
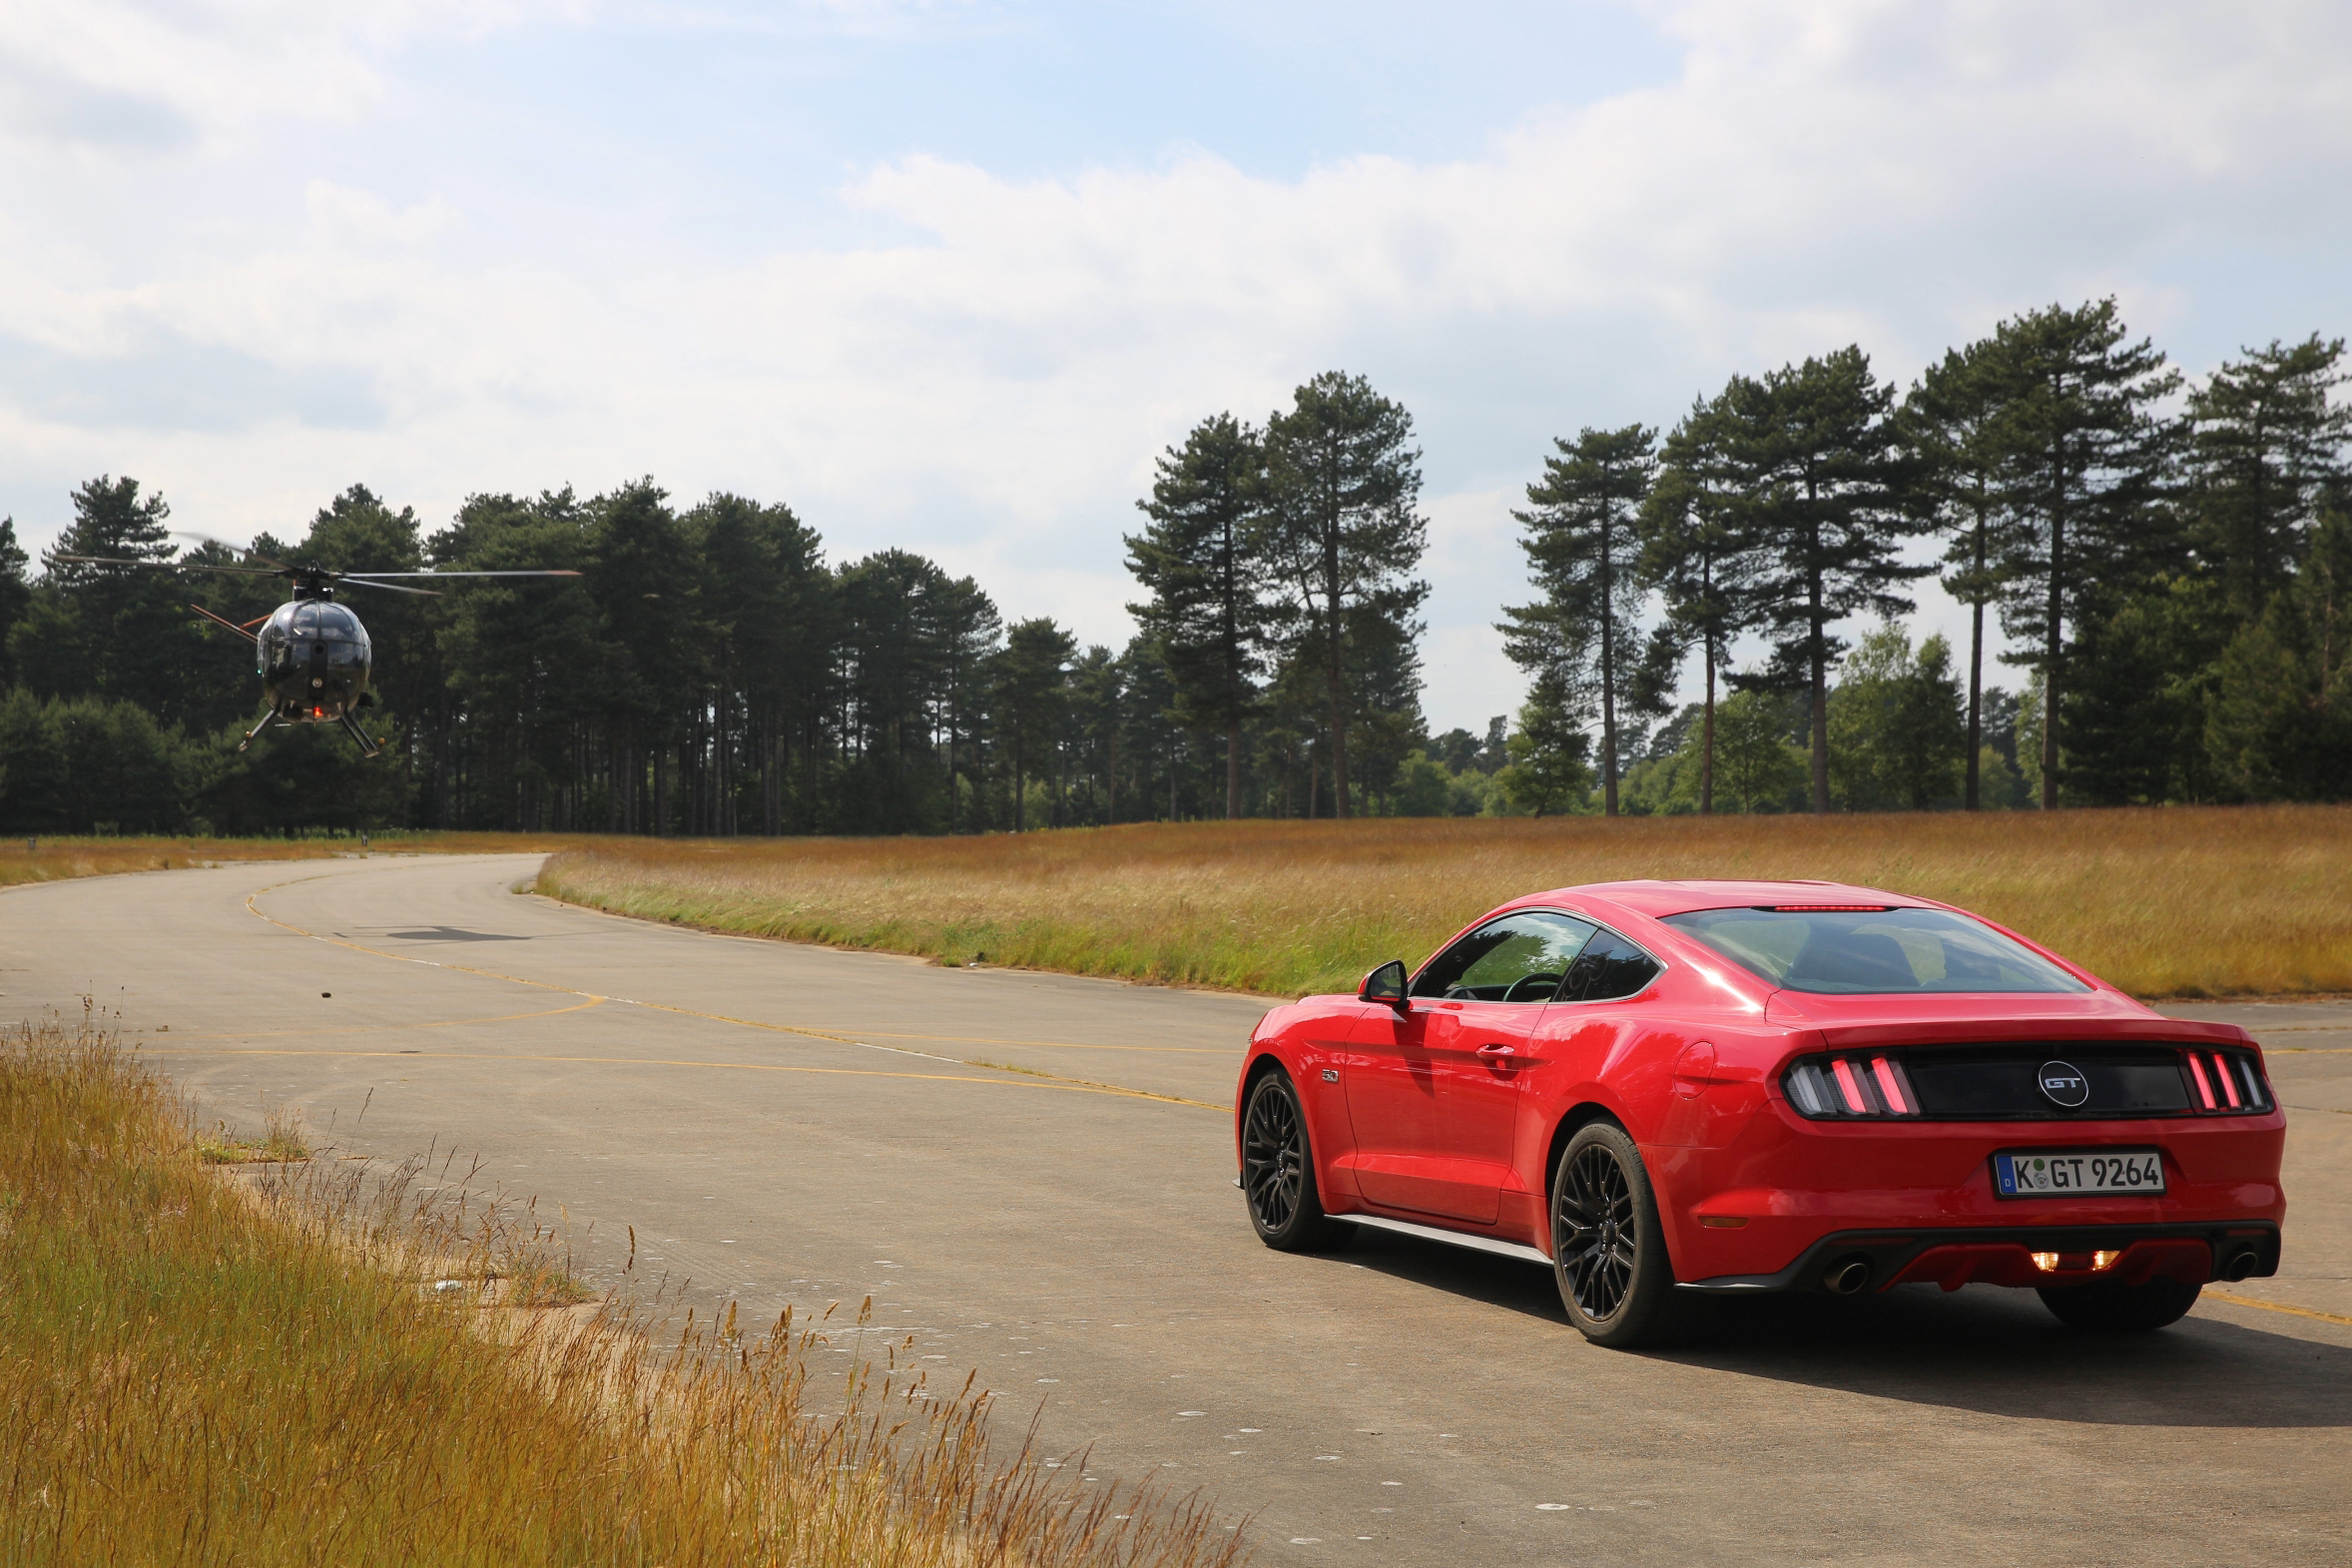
top-left (170, 530), bottom-right (293, 572)
top-left (53, 553), bottom-right (284, 577)
top-left (337, 569), bottom-right (584, 580)
top-left (334, 577), bottom-right (441, 597)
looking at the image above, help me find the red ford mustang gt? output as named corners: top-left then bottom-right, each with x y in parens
top-left (1233, 879), bottom-right (2285, 1347)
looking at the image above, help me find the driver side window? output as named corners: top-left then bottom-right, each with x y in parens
top-left (1411, 912), bottom-right (1597, 1002)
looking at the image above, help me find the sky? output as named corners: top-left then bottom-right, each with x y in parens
top-left (3, 0), bottom-right (2350, 735)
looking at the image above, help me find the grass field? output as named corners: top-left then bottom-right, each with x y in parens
top-left (538, 805), bottom-right (2352, 1000)
top-left (0, 830), bottom-right (588, 891)
top-left (0, 1017), bottom-right (1247, 1567)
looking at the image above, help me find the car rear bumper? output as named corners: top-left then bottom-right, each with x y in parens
top-left (1677, 1221), bottom-right (2281, 1296)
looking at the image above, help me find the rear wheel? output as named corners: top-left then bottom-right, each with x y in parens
top-left (2038, 1276), bottom-right (2201, 1331)
top-left (1241, 1071), bottom-right (1351, 1252)
top-left (1549, 1123), bottom-right (1692, 1348)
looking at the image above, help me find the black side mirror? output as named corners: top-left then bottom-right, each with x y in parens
top-left (1359, 959), bottom-right (1409, 1008)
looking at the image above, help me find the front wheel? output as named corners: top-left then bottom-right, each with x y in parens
top-left (1241, 1071), bottom-right (1351, 1253)
top-left (2038, 1276), bottom-right (2201, 1331)
top-left (1549, 1123), bottom-right (1692, 1348)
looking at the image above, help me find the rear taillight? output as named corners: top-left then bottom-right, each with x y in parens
top-left (2180, 1047), bottom-right (2270, 1114)
top-left (1785, 1054), bottom-right (1921, 1119)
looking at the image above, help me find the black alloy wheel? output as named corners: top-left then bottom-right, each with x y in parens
top-left (1548, 1122), bottom-right (1692, 1347)
top-left (2038, 1275), bottom-right (2202, 1331)
top-left (1242, 1072), bottom-right (1349, 1252)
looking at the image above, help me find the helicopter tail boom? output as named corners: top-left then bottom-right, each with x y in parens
top-left (190, 602), bottom-right (260, 644)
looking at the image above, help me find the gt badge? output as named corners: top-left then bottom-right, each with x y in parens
top-left (1322, 1069), bottom-right (1339, 1082)
top-left (2037, 1061), bottom-right (2089, 1108)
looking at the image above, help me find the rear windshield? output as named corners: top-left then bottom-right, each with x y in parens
top-left (1661, 906), bottom-right (2089, 995)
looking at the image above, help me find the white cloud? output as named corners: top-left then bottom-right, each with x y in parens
top-left (0, 1), bottom-right (582, 152)
top-left (2, 0), bottom-right (2349, 729)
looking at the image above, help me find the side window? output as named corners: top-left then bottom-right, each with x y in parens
top-left (1560, 930), bottom-right (1662, 1003)
top-left (1411, 912), bottom-right (1597, 1002)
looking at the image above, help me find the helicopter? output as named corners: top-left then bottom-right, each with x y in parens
top-left (53, 548), bottom-right (580, 760)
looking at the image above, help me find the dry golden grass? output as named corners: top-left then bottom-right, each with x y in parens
top-left (0, 1016), bottom-right (1251, 1567)
top-left (540, 806), bottom-right (2352, 1000)
top-left (0, 830), bottom-right (592, 891)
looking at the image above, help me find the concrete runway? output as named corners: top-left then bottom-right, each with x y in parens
top-left (6, 852), bottom-right (2349, 1566)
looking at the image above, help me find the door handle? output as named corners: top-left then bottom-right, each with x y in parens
top-left (1475, 1042), bottom-right (1516, 1057)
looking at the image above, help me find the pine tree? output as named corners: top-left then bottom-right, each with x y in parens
top-left (0, 518), bottom-right (30, 689)
top-left (1712, 349), bottom-right (1924, 811)
top-left (588, 481), bottom-right (699, 832)
top-left (1125, 412), bottom-right (1267, 819)
top-left (2184, 335), bottom-right (2350, 622)
top-left (931, 575), bottom-right (1001, 833)
top-left (1640, 398), bottom-right (1762, 814)
top-left (1256, 372), bottom-right (1430, 819)
top-left (2204, 504), bottom-right (2352, 799)
top-left (1901, 339), bottom-right (2014, 808)
top-left (1983, 299), bottom-right (2180, 808)
top-left (1502, 425), bottom-right (1656, 816)
top-left (992, 618), bottom-right (1075, 830)
top-left (21, 477), bottom-right (215, 728)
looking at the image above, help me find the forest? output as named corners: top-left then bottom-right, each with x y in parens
top-left (0, 302), bottom-right (2343, 837)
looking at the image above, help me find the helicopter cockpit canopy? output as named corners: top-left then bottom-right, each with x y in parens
top-left (257, 600), bottom-right (371, 676)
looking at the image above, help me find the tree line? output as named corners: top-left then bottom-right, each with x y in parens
top-left (0, 306), bottom-right (2342, 836)
top-left (0, 371), bottom-right (1438, 834)
top-left (1498, 300), bottom-right (2349, 815)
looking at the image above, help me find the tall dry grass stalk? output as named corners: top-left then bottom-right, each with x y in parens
top-left (0, 1015), bottom-right (1250, 1567)
top-left (540, 806), bottom-right (2352, 999)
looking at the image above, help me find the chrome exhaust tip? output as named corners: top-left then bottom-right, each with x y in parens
top-left (1822, 1258), bottom-right (1873, 1295)
top-left (2223, 1249), bottom-right (2260, 1282)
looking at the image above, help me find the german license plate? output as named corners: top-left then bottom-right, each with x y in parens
top-left (1993, 1148), bottom-right (2165, 1199)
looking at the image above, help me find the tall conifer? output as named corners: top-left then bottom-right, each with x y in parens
top-left (1125, 412), bottom-right (1267, 819)
top-left (1502, 424), bottom-right (1656, 816)
top-left (1256, 372), bottom-right (1429, 818)
top-left (1713, 349), bottom-right (1923, 812)
top-left (1982, 299), bottom-right (2179, 808)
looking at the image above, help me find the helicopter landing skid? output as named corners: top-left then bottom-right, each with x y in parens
top-left (336, 711), bottom-right (382, 760)
top-left (238, 710), bottom-right (278, 753)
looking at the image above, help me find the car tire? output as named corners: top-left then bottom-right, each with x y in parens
top-left (2037, 1276), bottom-right (2202, 1331)
top-left (1549, 1122), bottom-right (1693, 1348)
top-left (1241, 1071), bottom-right (1352, 1253)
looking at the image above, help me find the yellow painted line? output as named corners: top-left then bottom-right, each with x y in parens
top-left (167, 996), bottom-right (606, 1039)
top-left (137, 1046), bottom-right (1227, 1107)
top-left (240, 875), bottom-right (1229, 1112)
top-left (2204, 1291), bottom-right (2352, 1329)
top-left (826, 1031), bottom-right (1230, 1056)
top-left (522, 887), bottom-right (1241, 1054)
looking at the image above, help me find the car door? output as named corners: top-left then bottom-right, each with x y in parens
top-left (1344, 911), bottom-right (1597, 1224)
